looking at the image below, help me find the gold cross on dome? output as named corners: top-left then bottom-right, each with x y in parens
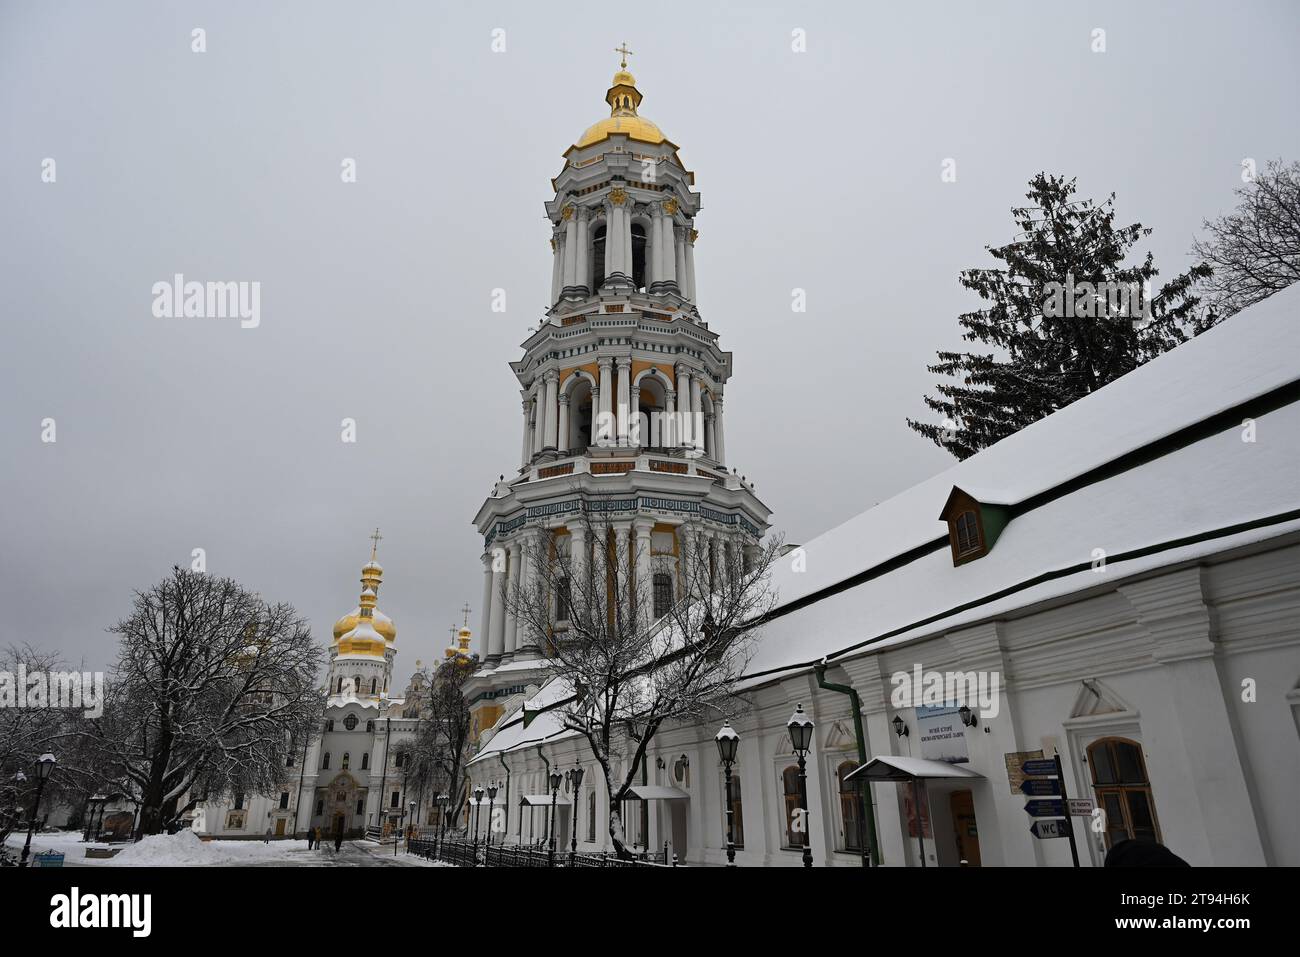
top-left (461, 603), bottom-right (472, 627)
top-left (369, 527), bottom-right (382, 559)
top-left (614, 42), bottom-right (634, 69)
top-left (449, 625), bottom-right (458, 641)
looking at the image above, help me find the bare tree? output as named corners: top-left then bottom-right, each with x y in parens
top-left (0, 645), bottom-right (77, 846)
top-left (408, 654), bottom-right (476, 833)
top-left (1193, 158), bottom-right (1300, 319)
top-left (502, 503), bottom-right (781, 858)
top-left (73, 568), bottom-right (325, 836)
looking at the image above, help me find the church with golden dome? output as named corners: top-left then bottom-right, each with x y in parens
top-left (196, 532), bottom-right (465, 841)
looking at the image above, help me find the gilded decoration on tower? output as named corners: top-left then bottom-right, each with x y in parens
top-left (609, 187), bottom-right (627, 206)
top-left (664, 198), bottom-right (678, 215)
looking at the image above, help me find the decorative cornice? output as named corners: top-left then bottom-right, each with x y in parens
top-left (1119, 567), bottom-right (1217, 663)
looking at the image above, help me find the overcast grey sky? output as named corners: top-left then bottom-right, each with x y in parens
top-left (2, 0), bottom-right (1297, 675)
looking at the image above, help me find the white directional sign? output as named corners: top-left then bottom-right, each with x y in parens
top-left (1067, 798), bottom-right (1094, 817)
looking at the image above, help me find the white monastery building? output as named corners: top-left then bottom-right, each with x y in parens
top-left (465, 59), bottom-right (1300, 867)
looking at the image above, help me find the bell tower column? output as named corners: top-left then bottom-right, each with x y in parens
top-left (575, 207), bottom-right (591, 296)
top-left (598, 357), bottom-right (614, 446)
top-left (557, 392), bottom-right (570, 455)
top-left (713, 395), bottom-right (727, 467)
top-left (685, 229), bottom-right (698, 302)
top-left (658, 202), bottom-right (678, 291)
top-left (676, 365), bottom-right (693, 447)
top-left (562, 206), bottom-right (578, 293)
top-left (543, 371), bottom-right (559, 450)
top-left (550, 237), bottom-right (563, 303)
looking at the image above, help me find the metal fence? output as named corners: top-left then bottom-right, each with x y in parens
top-left (407, 837), bottom-right (679, 868)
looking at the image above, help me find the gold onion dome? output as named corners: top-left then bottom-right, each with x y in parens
top-left (332, 545), bottom-right (397, 643)
top-left (575, 67), bottom-right (666, 149)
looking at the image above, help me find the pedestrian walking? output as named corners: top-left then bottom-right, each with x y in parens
top-left (334, 828), bottom-right (343, 853)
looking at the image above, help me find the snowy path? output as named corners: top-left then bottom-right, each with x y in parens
top-left (5, 832), bottom-right (447, 868)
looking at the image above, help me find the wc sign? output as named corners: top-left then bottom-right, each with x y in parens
top-left (1020, 755), bottom-right (1080, 867)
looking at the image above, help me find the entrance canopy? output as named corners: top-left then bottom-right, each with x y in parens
top-left (519, 793), bottom-right (572, 806)
top-left (624, 785), bottom-right (689, 801)
top-left (844, 756), bottom-right (984, 783)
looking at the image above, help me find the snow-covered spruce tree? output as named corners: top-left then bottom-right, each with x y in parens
top-left (77, 568), bottom-right (325, 837)
top-left (1193, 158), bottom-right (1300, 319)
top-left (908, 173), bottom-right (1212, 460)
top-left (501, 505), bottom-right (781, 859)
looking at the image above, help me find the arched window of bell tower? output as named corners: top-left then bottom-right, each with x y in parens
top-left (631, 224), bottom-right (648, 291)
top-left (565, 375), bottom-right (596, 452)
top-left (591, 223), bottom-right (607, 290)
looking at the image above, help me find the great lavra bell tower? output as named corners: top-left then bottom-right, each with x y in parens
top-left (464, 51), bottom-right (770, 743)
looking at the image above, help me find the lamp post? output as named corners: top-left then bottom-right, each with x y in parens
top-left (715, 721), bottom-right (740, 866)
top-left (472, 785), bottom-right (485, 859)
top-left (486, 782), bottom-right (499, 849)
top-left (787, 705), bottom-right (815, 868)
top-left (567, 765), bottom-right (584, 865)
top-left (547, 768), bottom-right (563, 867)
top-left (435, 792), bottom-right (448, 858)
top-left (402, 800), bottom-right (414, 856)
top-left (19, 753), bottom-right (57, 867)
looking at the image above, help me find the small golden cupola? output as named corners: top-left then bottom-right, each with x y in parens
top-left (444, 603), bottom-right (474, 660)
top-left (574, 44), bottom-right (667, 150)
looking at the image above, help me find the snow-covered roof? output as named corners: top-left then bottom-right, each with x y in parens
top-left (748, 285), bottom-right (1300, 679)
top-left (471, 287), bottom-right (1300, 759)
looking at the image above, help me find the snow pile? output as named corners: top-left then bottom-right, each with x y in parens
top-left (108, 832), bottom-right (314, 866)
top-left (110, 830), bottom-right (211, 866)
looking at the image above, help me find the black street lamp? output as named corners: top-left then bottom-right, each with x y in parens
top-left (547, 768), bottom-right (563, 867)
top-left (19, 753), bottom-right (57, 867)
top-left (567, 765), bottom-right (584, 865)
top-left (715, 721), bottom-right (740, 866)
top-left (787, 705), bottom-right (815, 868)
top-left (435, 792), bottom-right (448, 857)
top-left (403, 801), bottom-right (415, 855)
top-left (485, 782), bottom-right (499, 848)
top-left (472, 785), bottom-right (485, 858)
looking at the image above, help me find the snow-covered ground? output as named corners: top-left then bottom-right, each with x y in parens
top-left (5, 830), bottom-right (449, 867)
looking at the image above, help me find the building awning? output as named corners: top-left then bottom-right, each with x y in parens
top-left (843, 756), bottom-right (984, 783)
top-left (624, 785), bottom-right (689, 801)
top-left (519, 793), bottom-right (572, 806)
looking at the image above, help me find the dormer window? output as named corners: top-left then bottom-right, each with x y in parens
top-left (939, 486), bottom-right (1011, 566)
top-left (954, 510), bottom-right (981, 557)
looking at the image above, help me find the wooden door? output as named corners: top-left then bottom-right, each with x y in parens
top-left (950, 790), bottom-right (981, 867)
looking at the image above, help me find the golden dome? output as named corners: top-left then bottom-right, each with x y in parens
top-left (574, 67), bottom-right (667, 150)
top-left (332, 534), bottom-right (397, 644)
top-left (332, 606), bottom-right (396, 642)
